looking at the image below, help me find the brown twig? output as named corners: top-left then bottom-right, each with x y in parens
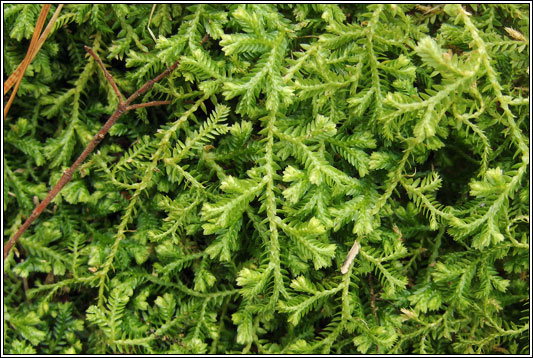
top-left (3, 47), bottom-right (179, 260)
top-left (84, 46), bottom-right (125, 103)
top-left (125, 61), bottom-right (180, 106)
top-left (127, 101), bottom-right (171, 110)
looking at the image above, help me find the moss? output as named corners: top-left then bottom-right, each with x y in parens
top-left (3, 4), bottom-right (529, 354)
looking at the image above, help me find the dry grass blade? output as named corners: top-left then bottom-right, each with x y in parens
top-left (4, 4), bottom-right (64, 119)
top-left (147, 4), bottom-right (157, 43)
top-left (3, 4), bottom-right (50, 96)
top-left (341, 240), bottom-right (360, 274)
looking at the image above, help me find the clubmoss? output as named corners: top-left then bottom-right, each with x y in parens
top-left (3, 4), bottom-right (529, 354)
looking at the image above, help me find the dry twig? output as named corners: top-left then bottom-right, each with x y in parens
top-left (3, 46), bottom-right (179, 259)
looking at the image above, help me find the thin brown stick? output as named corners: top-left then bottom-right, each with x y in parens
top-left (125, 61), bottom-right (180, 106)
top-left (4, 5), bottom-right (51, 119)
top-left (3, 47), bottom-right (179, 260)
top-left (84, 45), bottom-right (125, 103)
top-left (127, 100), bottom-right (171, 110)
